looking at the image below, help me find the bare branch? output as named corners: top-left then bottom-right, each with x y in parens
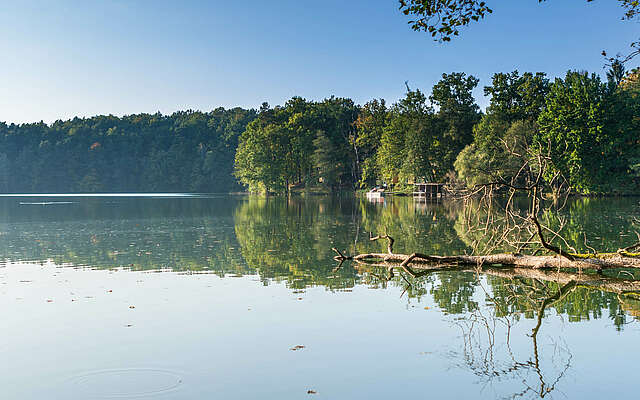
top-left (370, 233), bottom-right (395, 254)
top-left (530, 214), bottom-right (575, 261)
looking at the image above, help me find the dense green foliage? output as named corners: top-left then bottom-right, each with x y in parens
top-left (536, 71), bottom-right (639, 192)
top-left (456, 68), bottom-right (640, 193)
top-left (1, 67), bottom-right (638, 195)
top-left (455, 71), bottom-right (547, 188)
top-left (234, 98), bottom-right (359, 193)
top-left (0, 108), bottom-right (256, 193)
top-left (234, 73), bottom-right (480, 193)
top-left (354, 99), bottom-right (388, 188)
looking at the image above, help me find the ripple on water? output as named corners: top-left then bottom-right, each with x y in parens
top-left (67, 368), bottom-right (183, 398)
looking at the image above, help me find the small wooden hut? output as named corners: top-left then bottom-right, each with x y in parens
top-left (413, 183), bottom-right (445, 199)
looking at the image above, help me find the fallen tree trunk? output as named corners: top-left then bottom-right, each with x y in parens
top-left (332, 233), bottom-right (640, 273)
top-left (351, 251), bottom-right (640, 271)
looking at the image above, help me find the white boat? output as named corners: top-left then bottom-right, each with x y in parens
top-left (365, 188), bottom-right (385, 201)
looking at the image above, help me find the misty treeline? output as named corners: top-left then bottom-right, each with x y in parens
top-left (0, 108), bottom-right (256, 193)
top-left (0, 67), bottom-right (638, 194)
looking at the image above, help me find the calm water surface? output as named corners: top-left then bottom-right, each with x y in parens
top-left (1, 194), bottom-right (640, 399)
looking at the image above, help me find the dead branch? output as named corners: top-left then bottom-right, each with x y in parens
top-left (331, 247), bottom-right (352, 261)
top-left (369, 233), bottom-right (394, 254)
top-left (621, 232), bottom-right (640, 253)
top-left (530, 214), bottom-right (575, 261)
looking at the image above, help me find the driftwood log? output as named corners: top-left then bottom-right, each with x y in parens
top-left (332, 229), bottom-right (640, 275)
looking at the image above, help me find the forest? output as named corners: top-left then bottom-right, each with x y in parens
top-left (0, 108), bottom-right (256, 193)
top-left (0, 65), bottom-right (638, 195)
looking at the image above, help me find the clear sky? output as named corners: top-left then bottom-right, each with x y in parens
top-left (0, 0), bottom-right (637, 123)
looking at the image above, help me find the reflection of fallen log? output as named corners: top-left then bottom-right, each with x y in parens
top-left (478, 267), bottom-right (640, 296)
top-left (342, 235), bottom-right (640, 396)
top-left (333, 233), bottom-right (640, 273)
top-left (450, 276), bottom-right (575, 399)
top-left (353, 262), bottom-right (640, 297)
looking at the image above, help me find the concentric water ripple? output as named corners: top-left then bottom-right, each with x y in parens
top-left (67, 368), bottom-right (183, 398)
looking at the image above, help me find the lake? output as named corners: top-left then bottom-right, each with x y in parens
top-left (1, 194), bottom-right (639, 399)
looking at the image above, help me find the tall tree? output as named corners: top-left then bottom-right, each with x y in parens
top-left (455, 71), bottom-right (547, 189)
top-left (607, 59), bottom-right (626, 87)
top-left (312, 130), bottom-right (339, 189)
top-left (536, 71), bottom-right (638, 192)
top-left (235, 110), bottom-right (294, 194)
top-left (377, 87), bottom-right (444, 185)
top-left (354, 99), bottom-right (388, 187)
top-left (430, 72), bottom-right (481, 173)
top-left (234, 96), bottom-right (359, 193)
top-left (483, 71), bottom-right (550, 123)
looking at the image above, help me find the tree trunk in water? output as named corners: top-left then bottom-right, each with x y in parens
top-left (350, 251), bottom-right (640, 271)
top-left (332, 234), bottom-right (640, 273)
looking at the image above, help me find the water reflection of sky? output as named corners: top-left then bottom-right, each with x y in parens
top-left (2, 262), bottom-right (639, 399)
top-left (2, 195), bottom-right (640, 398)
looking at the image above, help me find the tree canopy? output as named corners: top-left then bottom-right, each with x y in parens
top-left (455, 66), bottom-right (640, 193)
top-left (398, 0), bottom-right (640, 62)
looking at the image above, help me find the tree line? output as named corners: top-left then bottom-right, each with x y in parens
top-left (0, 66), bottom-right (638, 194)
top-left (235, 72), bottom-right (481, 193)
top-left (236, 66), bottom-right (640, 194)
top-left (0, 108), bottom-right (256, 193)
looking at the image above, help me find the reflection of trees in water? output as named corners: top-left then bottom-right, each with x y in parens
top-left (452, 296), bottom-right (573, 399)
top-left (437, 274), bottom-right (633, 399)
top-left (359, 197), bottom-right (468, 256)
top-left (0, 198), bottom-right (247, 274)
top-left (233, 196), bottom-right (360, 289)
top-left (233, 196), bottom-right (467, 289)
top-left (246, 195), bottom-right (640, 325)
top-left (358, 260), bottom-right (640, 332)
top-left (489, 276), bottom-right (626, 328)
top-left (454, 196), bottom-right (640, 258)
top-left (3, 195), bottom-right (640, 331)
top-left (359, 261), bottom-right (640, 397)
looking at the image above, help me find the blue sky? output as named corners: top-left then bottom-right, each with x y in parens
top-left (0, 0), bottom-right (637, 123)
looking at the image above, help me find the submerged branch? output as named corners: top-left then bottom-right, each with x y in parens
top-left (331, 247), bottom-right (352, 261)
